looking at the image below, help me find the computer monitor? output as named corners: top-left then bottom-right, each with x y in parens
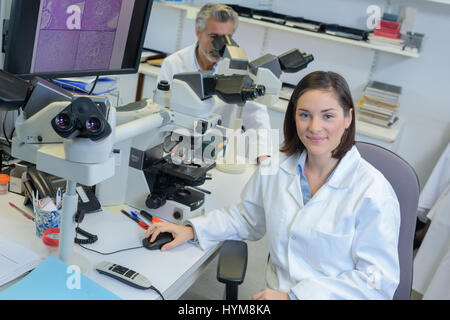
top-left (3, 0), bottom-right (153, 79)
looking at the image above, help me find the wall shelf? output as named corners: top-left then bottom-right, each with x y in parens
top-left (425, 0), bottom-right (450, 4)
top-left (159, 2), bottom-right (420, 58)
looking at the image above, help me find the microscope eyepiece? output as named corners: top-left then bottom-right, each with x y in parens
top-left (51, 97), bottom-right (111, 141)
top-left (54, 111), bottom-right (75, 132)
top-left (85, 116), bottom-right (104, 134)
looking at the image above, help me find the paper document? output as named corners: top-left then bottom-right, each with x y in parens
top-left (0, 236), bottom-right (41, 287)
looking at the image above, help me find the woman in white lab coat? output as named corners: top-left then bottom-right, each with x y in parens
top-left (146, 71), bottom-right (401, 300)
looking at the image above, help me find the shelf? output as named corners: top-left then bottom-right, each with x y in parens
top-left (355, 118), bottom-right (404, 143)
top-left (158, 2), bottom-right (420, 58)
top-left (425, 0), bottom-right (450, 4)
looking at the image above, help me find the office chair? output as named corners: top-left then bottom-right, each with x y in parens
top-left (355, 142), bottom-right (419, 299)
top-left (216, 142), bottom-right (419, 300)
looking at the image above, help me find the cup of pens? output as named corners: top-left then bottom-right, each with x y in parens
top-left (34, 189), bottom-right (62, 238)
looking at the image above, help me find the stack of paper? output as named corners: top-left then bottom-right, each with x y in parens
top-left (0, 235), bottom-right (41, 287)
top-left (368, 33), bottom-right (406, 50)
top-left (357, 80), bottom-right (402, 128)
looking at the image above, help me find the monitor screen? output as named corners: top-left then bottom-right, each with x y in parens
top-left (3, 0), bottom-right (153, 79)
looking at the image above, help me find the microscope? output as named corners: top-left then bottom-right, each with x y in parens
top-left (95, 70), bottom-right (267, 223)
top-left (0, 70), bottom-right (116, 268)
top-left (210, 35), bottom-right (314, 173)
top-left (95, 36), bottom-right (314, 224)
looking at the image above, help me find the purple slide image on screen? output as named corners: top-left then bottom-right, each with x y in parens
top-left (82, 0), bottom-right (122, 31)
top-left (74, 31), bottom-right (115, 70)
top-left (40, 0), bottom-right (86, 30)
top-left (34, 30), bottom-right (80, 72)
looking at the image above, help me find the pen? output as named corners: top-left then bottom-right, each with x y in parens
top-left (131, 210), bottom-right (159, 224)
top-left (139, 210), bottom-right (163, 223)
top-left (121, 209), bottom-right (149, 230)
top-left (130, 211), bottom-right (141, 221)
top-left (56, 188), bottom-right (61, 209)
top-left (9, 202), bottom-right (35, 222)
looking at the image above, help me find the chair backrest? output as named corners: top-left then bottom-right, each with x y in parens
top-left (355, 142), bottom-right (419, 300)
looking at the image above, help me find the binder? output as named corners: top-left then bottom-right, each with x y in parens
top-left (0, 256), bottom-right (120, 300)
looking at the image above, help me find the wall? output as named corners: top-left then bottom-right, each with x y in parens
top-left (145, 0), bottom-right (450, 189)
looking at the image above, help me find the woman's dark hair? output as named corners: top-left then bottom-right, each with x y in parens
top-left (280, 71), bottom-right (355, 159)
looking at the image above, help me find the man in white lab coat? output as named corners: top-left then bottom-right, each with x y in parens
top-left (157, 3), bottom-right (272, 164)
top-left (146, 71), bottom-right (401, 300)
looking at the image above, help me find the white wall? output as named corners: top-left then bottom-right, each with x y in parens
top-left (144, 0), bottom-right (450, 189)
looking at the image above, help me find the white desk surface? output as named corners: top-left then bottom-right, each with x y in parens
top-left (138, 63), bottom-right (161, 78)
top-left (0, 165), bottom-right (257, 300)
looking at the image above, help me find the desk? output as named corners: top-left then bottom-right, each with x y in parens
top-left (0, 164), bottom-right (257, 300)
top-left (136, 63), bottom-right (160, 101)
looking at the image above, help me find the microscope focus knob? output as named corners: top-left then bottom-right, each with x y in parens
top-left (173, 211), bottom-right (182, 220)
top-left (146, 194), bottom-right (166, 209)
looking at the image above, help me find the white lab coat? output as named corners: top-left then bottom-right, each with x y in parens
top-left (158, 42), bottom-right (273, 161)
top-left (188, 146), bottom-right (401, 299)
top-left (417, 141), bottom-right (450, 219)
top-left (412, 141), bottom-right (450, 299)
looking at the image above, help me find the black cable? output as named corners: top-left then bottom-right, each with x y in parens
top-left (75, 222), bottom-right (143, 255)
top-left (9, 109), bottom-right (18, 141)
top-left (88, 75), bottom-right (100, 95)
top-left (2, 111), bottom-right (10, 147)
top-left (148, 285), bottom-right (165, 300)
top-left (77, 243), bottom-right (144, 255)
top-left (9, 127), bottom-right (15, 141)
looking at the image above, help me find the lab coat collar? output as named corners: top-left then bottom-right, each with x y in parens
top-left (280, 145), bottom-right (361, 190)
top-left (327, 145), bottom-right (360, 189)
top-left (280, 152), bottom-right (305, 208)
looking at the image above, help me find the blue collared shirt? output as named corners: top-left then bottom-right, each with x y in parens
top-left (297, 151), bottom-right (312, 205)
top-left (296, 150), bottom-right (337, 206)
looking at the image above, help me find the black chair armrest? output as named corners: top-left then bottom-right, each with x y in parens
top-left (217, 240), bottom-right (248, 300)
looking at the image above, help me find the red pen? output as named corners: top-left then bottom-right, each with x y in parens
top-left (9, 202), bottom-right (35, 221)
top-left (121, 209), bottom-right (149, 230)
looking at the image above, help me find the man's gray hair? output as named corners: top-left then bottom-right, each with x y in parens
top-left (195, 3), bottom-right (239, 33)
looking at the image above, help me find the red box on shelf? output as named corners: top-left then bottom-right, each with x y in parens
top-left (374, 20), bottom-right (400, 39)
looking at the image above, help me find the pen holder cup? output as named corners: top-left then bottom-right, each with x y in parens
top-left (35, 208), bottom-right (61, 238)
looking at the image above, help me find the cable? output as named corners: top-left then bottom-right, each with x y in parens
top-left (8, 109), bottom-right (19, 141)
top-left (2, 111), bottom-right (10, 147)
top-left (77, 243), bottom-right (144, 255)
top-left (75, 222), bottom-right (144, 255)
top-left (88, 75), bottom-right (100, 95)
top-left (9, 127), bottom-right (15, 141)
top-left (148, 285), bottom-right (165, 300)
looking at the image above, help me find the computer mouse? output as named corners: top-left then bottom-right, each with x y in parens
top-left (142, 232), bottom-right (174, 250)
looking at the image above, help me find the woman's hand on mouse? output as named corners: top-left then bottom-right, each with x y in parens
top-left (145, 222), bottom-right (195, 251)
